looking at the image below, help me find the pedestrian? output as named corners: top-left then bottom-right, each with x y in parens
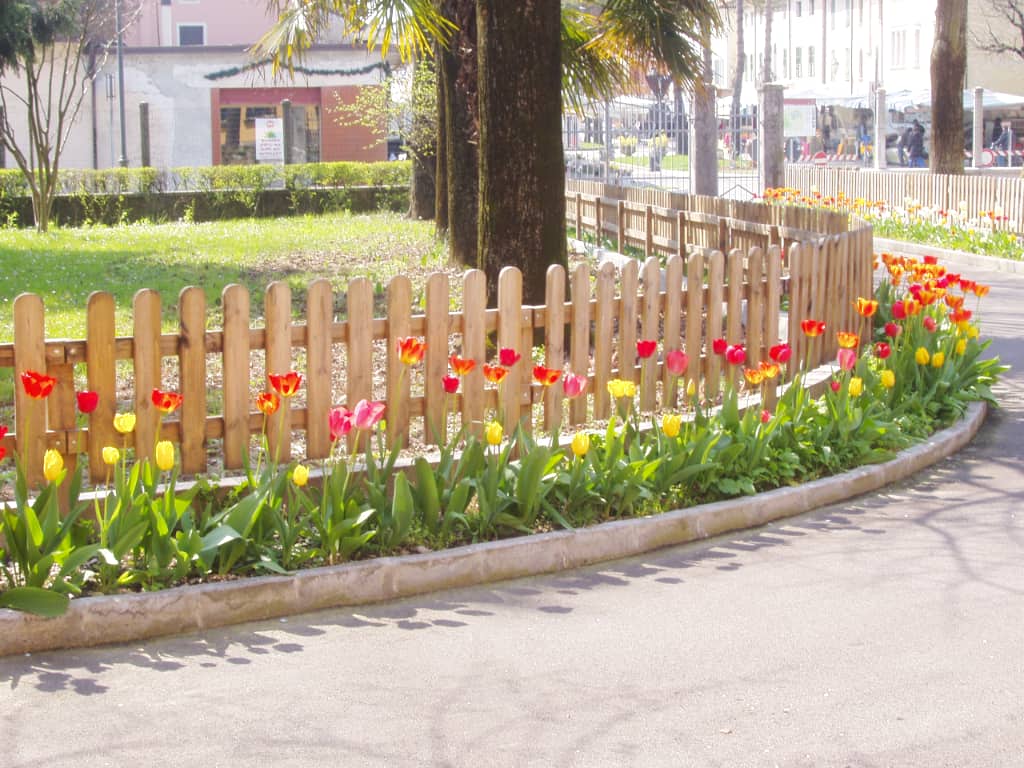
top-left (908, 120), bottom-right (926, 168)
top-left (992, 119), bottom-right (1011, 167)
top-left (898, 125), bottom-right (912, 166)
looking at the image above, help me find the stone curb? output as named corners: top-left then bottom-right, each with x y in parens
top-left (0, 401), bottom-right (987, 657)
top-left (874, 237), bottom-right (1024, 274)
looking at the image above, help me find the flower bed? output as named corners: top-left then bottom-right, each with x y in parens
top-left (762, 186), bottom-right (1024, 261)
top-left (0, 254), bottom-right (1005, 617)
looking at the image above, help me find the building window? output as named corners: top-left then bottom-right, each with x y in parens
top-left (808, 46), bottom-right (816, 78)
top-left (796, 0), bottom-right (802, 17)
top-left (178, 24), bottom-right (205, 46)
top-left (858, 48), bottom-right (863, 80)
top-left (795, 47), bottom-right (802, 78)
top-left (161, 0), bottom-right (171, 5)
top-left (914, 28), bottom-right (921, 68)
top-left (891, 29), bottom-right (906, 69)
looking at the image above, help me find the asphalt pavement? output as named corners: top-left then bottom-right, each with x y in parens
top-left (2, 253), bottom-right (1022, 768)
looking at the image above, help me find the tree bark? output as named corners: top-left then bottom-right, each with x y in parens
top-left (410, 152), bottom-right (436, 219)
top-left (730, 0), bottom-right (746, 154)
top-left (439, 0), bottom-right (479, 266)
top-left (930, 0), bottom-right (967, 174)
top-left (476, 0), bottom-right (565, 307)
top-left (692, 24), bottom-right (719, 196)
top-left (434, 44), bottom-right (449, 235)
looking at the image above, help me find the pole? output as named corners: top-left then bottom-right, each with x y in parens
top-left (116, 0), bottom-right (128, 167)
top-left (873, 88), bottom-right (887, 170)
top-left (972, 87), bottom-right (984, 170)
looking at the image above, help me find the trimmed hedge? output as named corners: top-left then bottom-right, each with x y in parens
top-left (0, 161), bottom-right (412, 227)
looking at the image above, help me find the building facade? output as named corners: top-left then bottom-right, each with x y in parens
top-left (2, 0), bottom-right (394, 171)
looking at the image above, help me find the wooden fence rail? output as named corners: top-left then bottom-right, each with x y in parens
top-left (2, 194), bottom-right (874, 488)
top-left (785, 166), bottom-right (1024, 233)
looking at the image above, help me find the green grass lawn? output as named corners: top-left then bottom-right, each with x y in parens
top-left (613, 153), bottom-right (690, 171)
top-left (0, 211), bottom-right (445, 342)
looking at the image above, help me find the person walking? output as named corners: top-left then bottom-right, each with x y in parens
top-left (898, 125), bottom-right (912, 166)
top-left (908, 120), bottom-right (926, 168)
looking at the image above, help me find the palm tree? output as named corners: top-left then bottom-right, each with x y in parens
top-left (257, 1), bottom-right (721, 305)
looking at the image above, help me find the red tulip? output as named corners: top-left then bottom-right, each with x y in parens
top-left (800, 319), bottom-right (826, 337)
top-left (725, 344), bottom-right (746, 366)
top-left (830, 380), bottom-right (841, 393)
top-left (884, 322), bottom-right (902, 338)
top-left (769, 343), bottom-right (792, 364)
top-left (760, 409), bottom-right (771, 424)
top-left (532, 365), bottom-right (562, 386)
top-left (449, 354), bottom-right (475, 376)
top-left (76, 390), bottom-right (99, 414)
top-left (397, 337), bottom-right (426, 365)
top-left (665, 349), bottom-right (689, 376)
top-left (152, 388), bottom-right (184, 413)
top-left (892, 301), bottom-right (907, 320)
top-left (483, 364), bottom-right (508, 384)
top-left (712, 337), bottom-right (727, 355)
top-left (256, 392), bottom-right (280, 416)
top-left (20, 370), bottom-right (56, 399)
top-left (636, 339), bottom-right (657, 359)
top-left (923, 255), bottom-right (938, 265)
top-left (874, 342), bottom-right (891, 360)
top-left (498, 348), bottom-right (521, 366)
top-left (442, 375), bottom-right (460, 394)
top-left (923, 316), bottom-right (937, 333)
top-left (268, 372), bottom-right (302, 398)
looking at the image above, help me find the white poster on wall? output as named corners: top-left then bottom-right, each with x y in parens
top-left (255, 118), bottom-right (285, 163)
top-left (784, 103), bottom-right (817, 138)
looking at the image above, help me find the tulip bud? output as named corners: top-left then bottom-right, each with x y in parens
top-left (292, 464), bottom-right (309, 487)
top-left (43, 448), bottom-right (64, 483)
top-left (571, 431), bottom-right (590, 457)
top-left (485, 421), bottom-right (503, 446)
top-left (102, 446), bottom-right (120, 466)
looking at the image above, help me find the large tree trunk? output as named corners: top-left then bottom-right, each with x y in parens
top-left (730, 0), bottom-right (746, 154)
top-left (439, 0), bottom-right (479, 266)
top-left (434, 44), bottom-right (449, 235)
top-left (477, 0), bottom-right (565, 307)
top-left (930, 0), bottom-right (967, 174)
top-left (692, 24), bottom-right (719, 196)
top-left (409, 57), bottom-right (436, 220)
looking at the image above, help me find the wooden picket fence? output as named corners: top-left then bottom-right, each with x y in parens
top-left (1, 192), bottom-right (874, 488)
top-left (785, 166), bottom-right (1024, 233)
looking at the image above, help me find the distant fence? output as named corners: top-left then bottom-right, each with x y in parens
top-left (2, 190), bottom-right (874, 488)
top-left (785, 166), bottom-right (1024, 233)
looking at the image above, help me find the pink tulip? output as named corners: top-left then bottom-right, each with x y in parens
top-left (885, 322), bottom-right (902, 338)
top-left (353, 399), bottom-right (386, 430)
top-left (837, 347), bottom-right (857, 371)
top-left (760, 409), bottom-right (771, 424)
top-left (923, 316), bottom-right (937, 333)
top-left (725, 344), bottom-right (746, 366)
top-left (769, 343), bottom-right (792, 364)
top-left (563, 373), bottom-right (588, 399)
top-left (329, 407), bottom-right (354, 442)
top-left (442, 375), bottom-right (459, 394)
top-left (830, 380), bottom-right (841, 393)
top-left (665, 349), bottom-right (689, 376)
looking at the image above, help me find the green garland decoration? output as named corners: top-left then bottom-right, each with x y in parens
top-left (205, 59), bottom-right (389, 81)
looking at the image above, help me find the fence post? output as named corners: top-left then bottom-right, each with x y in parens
top-left (972, 87), bottom-right (984, 170)
top-left (221, 284), bottom-right (250, 469)
top-left (86, 292), bottom-right (117, 483)
top-left (305, 279), bottom-right (334, 459)
top-left (264, 282), bottom-right (292, 464)
top-left (497, 268), bottom-right (524, 431)
top-left (139, 102), bottom-right (151, 168)
top-left (179, 287), bottom-right (208, 475)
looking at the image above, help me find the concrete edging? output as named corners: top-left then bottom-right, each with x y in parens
top-left (0, 401), bottom-right (987, 657)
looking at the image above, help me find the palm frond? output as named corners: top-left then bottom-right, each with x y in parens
top-left (561, 6), bottom-right (631, 113)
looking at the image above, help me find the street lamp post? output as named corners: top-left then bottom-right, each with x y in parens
top-left (115, 0), bottom-right (128, 167)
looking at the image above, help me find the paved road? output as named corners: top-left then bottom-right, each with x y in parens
top-left (3, 256), bottom-right (1023, 768)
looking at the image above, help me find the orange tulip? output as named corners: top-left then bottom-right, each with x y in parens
top-left (268, 372), bottom-right (302, 398)
top-left (854, 297), bottom-right (878, 317)
top-left (483, 364), bottom-right (508, 384)
top-left (397, 337), bottom-right (426, 365)
top-left (801, 319), bottom-right (826, 337)
top-left (256, 391), bottom-right (280, 416)
top-left (449, 354), bottom-right (476, 376)
top-left (836, 331), bottom-right (860, 349)
top-left (152, 388), bottom-right (184, 413)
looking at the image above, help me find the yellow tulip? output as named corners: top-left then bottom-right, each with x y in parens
top-left (102, 446), bottom-right (120, 466)
top-left (485, 421), bottom-right (503, 446)
top-left (292, 464), bottom-right (309, 487)
top-left (686, 379), bottom-right (696, 397)
top-left (967, 325), bottom-right (980, 339)
top-left (955, 338), bottom-right (967, 355)
top-left (880, 370), bottom-right (895, 389)
top-left (155, 440), bottom-right (175, 472)
top-left (848, 377), bottom-right (863, 397)
top-left (931, 351), bottom-right (945, 367)
top-left (43, 449), bottom-right (63, 483)
top-left (915, 347), bottom-right (930, 366)
top-left (113, 412), bottom-right (136, 434)
top-left (662, 413), bottom-right (682, 438)
top-left (571, 431), bottom-right (590, 457)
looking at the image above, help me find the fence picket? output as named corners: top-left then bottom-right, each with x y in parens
top-left (705, 251), bottom-right (725, 400)
top-left (305, 279), bottom-right (333, 459)
top-left (593, 261), bottom-right (616, 419)
top-left (221, 284), bottom-right (250, 469)
top-left (178, 287), bottom-right (207, 475)
top-left (264, 281), bottom-right (292, 464)
top-left (497, 267), bottom-right (524, 430)
top-left (346, 278), bottom-right (374, 452)
top-left (387, 275), bottom-right (413, 448)
top-left (640, 257), bottom-right (660, 410)
top-left (86, 292), bottom-right (117, 482)
top-left (544, 265), bottom-right (566, 432)
top-left (569, 264), bottom-right (590, 425)
top-left (662, 254), bottom-right (683, 407)
top-left (462, 270), bottom-right (487, 437)
top-left (685, 251), bottom-right (704, 399)
top-left (133, 289), bottom-right (162, 466)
